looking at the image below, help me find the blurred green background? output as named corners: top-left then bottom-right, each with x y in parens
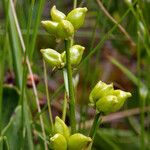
top-left (0, 0), bottom-right (150, 149)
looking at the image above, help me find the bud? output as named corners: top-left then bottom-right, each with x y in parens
top-left (96, 95), bottom-right (118, 114)
top-left (66, 7), bottom-right (88, 30)
top-left (50, 133), bottom-right (67, 150)
top-left (61, 45), bottom-right (85, 66)
top-left (89, 80), bottom-right (132, 114)
top-left (89, 81), bottom-right (113, 104)
top-left (68, 133), bottom-right (92, 150)
top-left (110, 90), bottom-right (131, 112)
top-left (41, 20), bottom-right (58, 36)
top-left (54, 116), bottom-right (70, 140)
top-left (50, 5), bottom-right (66, 22)
top-left (41, 49), bottom-right (63, 69)
top-left (57, 20), bottom-right (74, 39)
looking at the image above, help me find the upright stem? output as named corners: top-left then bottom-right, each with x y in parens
top-left (62, 92), bottom-right (67, 122)
top-left (73, 0), bottom-right (77, 9)
top-left (65, 39), bottom-right (76, 133)
top-left (43, 60), bottom-right (54, 132)
top-left (89, 112), bottom-right (101, 139)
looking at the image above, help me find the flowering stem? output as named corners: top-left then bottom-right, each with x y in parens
top-left (43, 60), bottom-right (54, 132)
top-left (65, 39), bottom-right (76, 133)
top-left (89, 112), bottom-right (101, 139)
top-left (62, 92), bottom-right (67, 122)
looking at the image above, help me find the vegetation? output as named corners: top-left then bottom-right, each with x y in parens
top-left (0, 0), bottom-right (150, 149)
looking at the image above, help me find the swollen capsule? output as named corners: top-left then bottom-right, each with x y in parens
top-left (54, 116), bottom-right (70, 140)
top-left (68, 133), bottom-right (92, 150)
top-left (41, 49), bottom-right (63, 69)
top-left (57, 20), bottom-right (74, 39)
top-left (89, 81), bottom-right (113, 104)
top-left (96, 95), bottom-right (118, 114)
top-left (61, 45), bottom-right (85, 67)
top-left (41, 20), bottom-right (58, 36)
top-left (109, 90), bottom-right (131, 112)
top-left (50, 133), bottom-right (67, 150)
top-left (66, 7), bottom-right (88, 30)
top-left (50, 5), bottom-right (66, 22)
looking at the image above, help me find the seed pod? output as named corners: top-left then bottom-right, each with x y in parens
top-left (50, 133), bottom-right (67, 150)
top-left (61, 45), bottom-right (85, 67)
top-left (68, 133), bottom-right (92, 150)
top-left (89, 81), bottom-right (113, 104)
top-left (41, 20), bottom-right (58, 36)
top-left (66, 7), bottom-right (88, 30)
top-left (54, 116), bottom-right (70, 140)
top-left (96, 95), bottom-right (118, 114)
top-left (50, 5), bottom-right (66, 22)
top-left (41, 49), bottom-right (63, 69)
top-left (57, 20), bottom-right (74, 39)
top-left (110, 90), bottom-right (131, 112)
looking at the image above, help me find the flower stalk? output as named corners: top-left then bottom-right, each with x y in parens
top-left (65, 39), bottom-right (76, 133)
top-left (89, 112), bottom-right (101, 139)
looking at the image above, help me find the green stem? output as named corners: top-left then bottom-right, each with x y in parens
top-left (29, 0), bottom-right (45, 60)
top-left (43, 60), bottom-right (54, 132)
top-left (89, 112), bottom-right (101, 139)
top-left (62, 92), bottom-right (67, 122)
top-left (73, 0), bottom-right (77, 9)
top-left (65, 39), bottom-right (76, 133)
top-left (140, 98), bottom-right (145, 150)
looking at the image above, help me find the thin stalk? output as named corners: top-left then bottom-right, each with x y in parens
top-left (65, 39), bottom-right (76, 133)
top-left (137, 26), bottom-right (145, 150)
top-left (79, 0), bottom-right (137, 66)
top-left (62, 68), bottom-right (70, 122)
top-left (136, 1), bottom-right (146, 148)
top-left (0, 0), bottom-right (10, 134)
top-left (29, 0), bottom-right (45, 60)
top-left (140, 97), bottom-right (145, 150)
top-left (10, 1), bottom-right (48, 149)
top-left (20, 51), bottom-right (27, 149)
top-left (89, 112), bottom-right (101, 139)
top-left (62, 92), bottom-right (67, 122)
top-left (95, 0), bottom-right (136, 50)
top-left (43, 60), bottom-right (54, 132)
top-left (20, 0), bottom-right (35, 146)
top-left (73, 0), bottom-right (77, 9)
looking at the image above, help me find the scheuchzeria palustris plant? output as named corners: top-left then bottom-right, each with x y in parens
top-left (41, 5), bottom-right (131, 150)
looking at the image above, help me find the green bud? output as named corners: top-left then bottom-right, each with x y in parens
top-left (68, 133), bottom-right (92, 150)
top-left (66, 7), bottom-right (88, 30)
top-left (51, 5), bottom-right (66, 22)
top-left (41, 20), bottom-right (58, 36)
top-left (96, 95), bottom-right (118, 114)
top-left (50, 133), bottom-right (67, 150)
top-left (54, 116), bottom-right (70, 140)
top-left (110, 90), bottom-right (131, 112)
top-left (89, 81), bottom-right (113, 105)
top-left (41, 49), bottom-right (63, 69)
top-left (57, 20), bottom-right (74, 39)
top-left (61, 45), bottom-right (85, 67)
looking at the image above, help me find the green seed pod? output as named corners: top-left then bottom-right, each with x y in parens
top-left (54, 116), bottom-right (70, 140)
top-left (89, 81), bottom-right (113, 105)
top-left (61, 45), bottom-right (85, 67)
top-left (66, 7), bottom-right (88, 30)
top-left (41, 20), bottom-right (58, 36)
top-left (110, 90), bottom-right (131, 112)
top-left (50, 133), bottom-right (67, 150)
top-left (68, 133), bottom-right (92, 150)
top-left (96, 95), bottom-right (118, 114)
top-left (41, 49), bottom-right (63, 69)
top-left (51, 5), bottom-right (66, 22)
top-left (57, 20), bottom-right (74, 39)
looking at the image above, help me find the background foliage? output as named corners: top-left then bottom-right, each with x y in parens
top-left (0, 0), bottom-right (150, 149)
